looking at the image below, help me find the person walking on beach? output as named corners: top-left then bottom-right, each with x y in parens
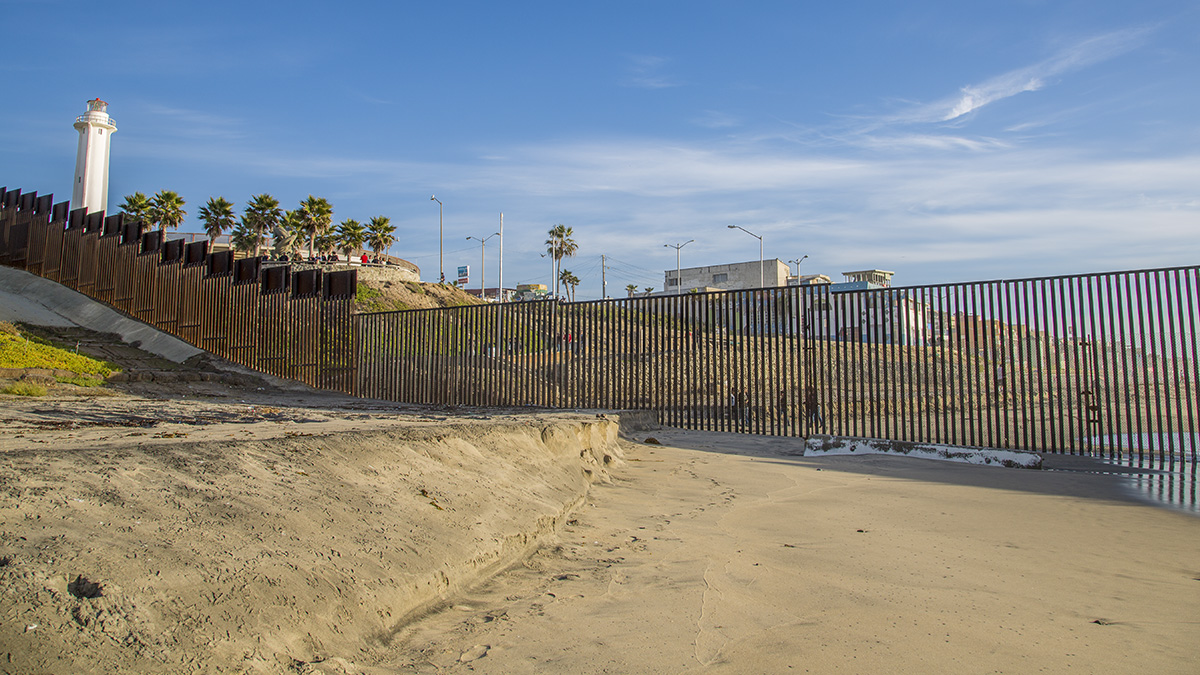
top-left (804, 385), bottom-right (823, 432)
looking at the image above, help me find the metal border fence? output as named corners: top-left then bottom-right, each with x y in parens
top-left (2, 187), bottom-right (1196, 493)
top-left (354, 274), bottom-right (1197, 465)
top-left (0, 188), bottom-right (357, 390)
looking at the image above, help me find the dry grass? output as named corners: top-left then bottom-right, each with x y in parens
top-left (2, 381), bottom-right (47, 397)
top-left (356, 280), bottom-right (484, 314)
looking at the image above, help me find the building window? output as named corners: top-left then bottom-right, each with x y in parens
top-left (667, 278), bottom-right (678, 286)
top-left (712, 273), bottom-right (728, 284)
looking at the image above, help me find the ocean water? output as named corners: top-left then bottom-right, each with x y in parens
top-left (1090, 433), bottom-right (1198, 515)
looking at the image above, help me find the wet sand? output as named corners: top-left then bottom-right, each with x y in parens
top-left (381, 429), bottom-right (1200, 675)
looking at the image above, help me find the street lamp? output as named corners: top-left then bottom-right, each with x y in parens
top-left (430, 195), bottom-right (443, 283)
top-left (727, 225), bottom-right (764, 289)
top-left (467, 233), bottom-right (499, 300)
top-left (497, 213), bottom-right (504, 303)
top-left (664, 239), bottom-right (694, 294)
top-left (788, 254), bottom-right (808, 279)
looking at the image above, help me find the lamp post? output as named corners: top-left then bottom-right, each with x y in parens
top-left (467, 233), bottom-right (499, 300)
top-left (788, 254), bottom-right (808, 279)
top-left (498, 213), bottom-right (504, 302)
top-left (430, 195), bottom-right (443, 283)
top-left (727, 225), bottom-right (764, 289)
top-left (664, 239), bottom-right (694, 294)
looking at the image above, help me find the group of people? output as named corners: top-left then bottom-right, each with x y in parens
top-left (265, 253), bottom-right (390, 265)
top-left (729, 384), bottom-right (825, 431)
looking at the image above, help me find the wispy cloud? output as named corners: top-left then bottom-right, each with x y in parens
top-left (692, 110), bottom-right (739, 129)
top-left (908, 28), bottom-right (1151, 124)
top-left (761, 27), bottom-right (1155, 157)
top-left (142, 104), bottom-right (246, 140)
top-left (851, 134), bottom-right (1011, 152)
top-left (115, 115), bottom-right (1198, 288)
top-left (623, 55), bottom-right (680, 89)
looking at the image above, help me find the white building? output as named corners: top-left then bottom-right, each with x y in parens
top-left (804, 271), bottom-right (927, 345)
top-left (787, 273), bottom-right (832, 287)
top-left (664, 259), bottom-right (790, 293)
top-left (72, 98), bottom-right (117, 214)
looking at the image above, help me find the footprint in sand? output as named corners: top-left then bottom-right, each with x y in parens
top-left (459, 644), bottom-right (490, 662)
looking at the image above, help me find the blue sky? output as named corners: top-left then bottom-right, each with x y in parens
top-left (3, 1), bottom-right (1197, 298)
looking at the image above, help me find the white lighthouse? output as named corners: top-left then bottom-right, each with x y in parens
top-left (71, 98), bottom-right (117, 214)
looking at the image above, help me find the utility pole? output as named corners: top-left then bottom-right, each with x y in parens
top-left (601, 254), bottom-right (607, 299)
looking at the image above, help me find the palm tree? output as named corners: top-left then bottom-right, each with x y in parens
top-left (148, 190), bottom-right (186, 231)
top-left (643, 287), bottom-right (654, 296)
top-left (559, 269), bottom-right (580, 302)
top-left (299, 195), bottom-right (333, 259)
top-left (119, 192), bottom-right (151, 225)
top-left (229, 221), bottom-right (260, 258)
top-left (545, 224), bottom-right (578, 298)
top-left (625, 284), bottom-right (638, 298)
top-left (197, 197), bottom-right (236, 244)
top-left (336, 218), bottom-right (367, 262)
top-left (366, 216), bottom-right (396, 260)
top-left (315, 230), bottom-right (339, 260)
top-left (243, 194), bottom-right (282, 258)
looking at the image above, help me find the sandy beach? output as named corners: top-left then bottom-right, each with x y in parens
top-left (383, 430), bottom-right (1200, 675)
top-left (3, 382), bottom-right (1197, 674)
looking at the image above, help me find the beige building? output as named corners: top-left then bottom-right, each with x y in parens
top-left (664, 259), bottom-right (790, 293)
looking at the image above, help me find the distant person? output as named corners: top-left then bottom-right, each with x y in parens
top-left (361, 253), bottom-right (369, 265)
top-left (735, 388), bottom-right (750, 430)
top-left (804, 385), bottom-right (824, 431)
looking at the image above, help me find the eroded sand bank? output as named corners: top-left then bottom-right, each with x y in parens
top-left (0, 395), bottom-right (638, 673)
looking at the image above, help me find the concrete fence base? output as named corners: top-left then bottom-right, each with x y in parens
top-left (803, 434), bottom-right (1043, 469)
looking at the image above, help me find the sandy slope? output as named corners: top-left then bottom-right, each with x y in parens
top-left (378, 430), bottom-right (1200, 675)
top-left (0, 391), bottom-right (631, 674)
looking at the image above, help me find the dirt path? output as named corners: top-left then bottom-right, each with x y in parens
top-left (375, 429), bottom-right (1200, 675)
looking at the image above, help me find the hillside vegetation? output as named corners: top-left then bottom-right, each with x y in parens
top-left (0, 322), bottom-right (120, 396)
top-left (355, 279), bottom-right (485, 314)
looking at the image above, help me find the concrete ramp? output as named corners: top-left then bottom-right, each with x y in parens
top-left (0, 265), bottom-right (203, 364)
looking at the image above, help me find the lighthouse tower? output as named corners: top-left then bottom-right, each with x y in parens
top-left (71, 98), bottom-right (117, 214)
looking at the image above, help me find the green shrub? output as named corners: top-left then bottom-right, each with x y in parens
top-left (3, 382), bottom-right (47, 397)
top-left (56, 374), bottom-right (105, 388)
top-left (0, 333), bottom-right (118, 376)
